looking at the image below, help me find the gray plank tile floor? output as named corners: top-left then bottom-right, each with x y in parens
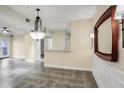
top-left (0, 58), bottom-right (98, 88)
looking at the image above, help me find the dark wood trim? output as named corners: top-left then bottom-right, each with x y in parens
top-left (94, 6), bottom-right (119, 62)
top-left (123, 31), bottom-right (124, 48)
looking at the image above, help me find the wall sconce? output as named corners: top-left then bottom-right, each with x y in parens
top-left (115, 5), bottom-right (124, 48)
top-left (90, 32), bottom-right (94, 39)
top-left (90, 32), bottom-right (94, 47)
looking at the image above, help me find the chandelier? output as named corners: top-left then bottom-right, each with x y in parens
top-left (30, 8), bottom-right (45, 39)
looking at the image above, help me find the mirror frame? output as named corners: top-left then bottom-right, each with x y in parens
top-left (94, 5), bottom-right (119, 62)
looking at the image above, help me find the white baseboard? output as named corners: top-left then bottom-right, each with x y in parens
top-left (25, 59), bottom-right (35, 62)
top-left (25, 59), bottom-right (44, 62)
top-left (12, 57), bottom-right (25, 61)
top-left (45, 64), bottom-right (91, 71)
top-left (12, 56), bottom-right (25, 59)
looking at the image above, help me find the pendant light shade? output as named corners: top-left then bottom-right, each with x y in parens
top-left (30, 31), bottom-right (45, 39)
top-left (30, 8), bottom-right (45, 39)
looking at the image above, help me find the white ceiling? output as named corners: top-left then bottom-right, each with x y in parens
top-left (0, 5), bottom-right (97, 35)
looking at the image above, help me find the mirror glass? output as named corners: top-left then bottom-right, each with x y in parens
top-left (45, 30), bottom-right (71, 50)
top-left (98, 18), bottom-right (112, 53)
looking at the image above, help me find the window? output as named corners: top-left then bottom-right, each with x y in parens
top-left (0, 40), bottom-right (9, 58)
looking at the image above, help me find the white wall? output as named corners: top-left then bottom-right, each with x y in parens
top-left (45, 19), bottom-right (93, 71)
top-left (92, 5), bottom-right (124, 88)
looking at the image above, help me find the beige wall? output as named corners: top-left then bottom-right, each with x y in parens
top-left (12, 34), bottom-right (35, 61)
top-left (25, 34), bottom-right (35, 61)
top-left (12, 35), bottom-right (25, 58)
top-left (92, 6), bottom-right (124, 87)
top-left (45, 19), bottom-right (93, 71)
top-left (52, 31), bottom-right (65, 49)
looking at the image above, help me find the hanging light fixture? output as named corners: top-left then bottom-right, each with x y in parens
top-left (30, 8), bottom-right (45, 39)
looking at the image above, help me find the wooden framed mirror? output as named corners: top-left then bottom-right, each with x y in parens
top-left (94, 6), bottom-right (119, 62)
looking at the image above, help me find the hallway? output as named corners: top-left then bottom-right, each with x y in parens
top-left (0, 59), bottom-right (97, 88)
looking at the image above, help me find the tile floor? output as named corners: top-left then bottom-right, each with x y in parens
top-left (0, 58), bottom-right (98, 88)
